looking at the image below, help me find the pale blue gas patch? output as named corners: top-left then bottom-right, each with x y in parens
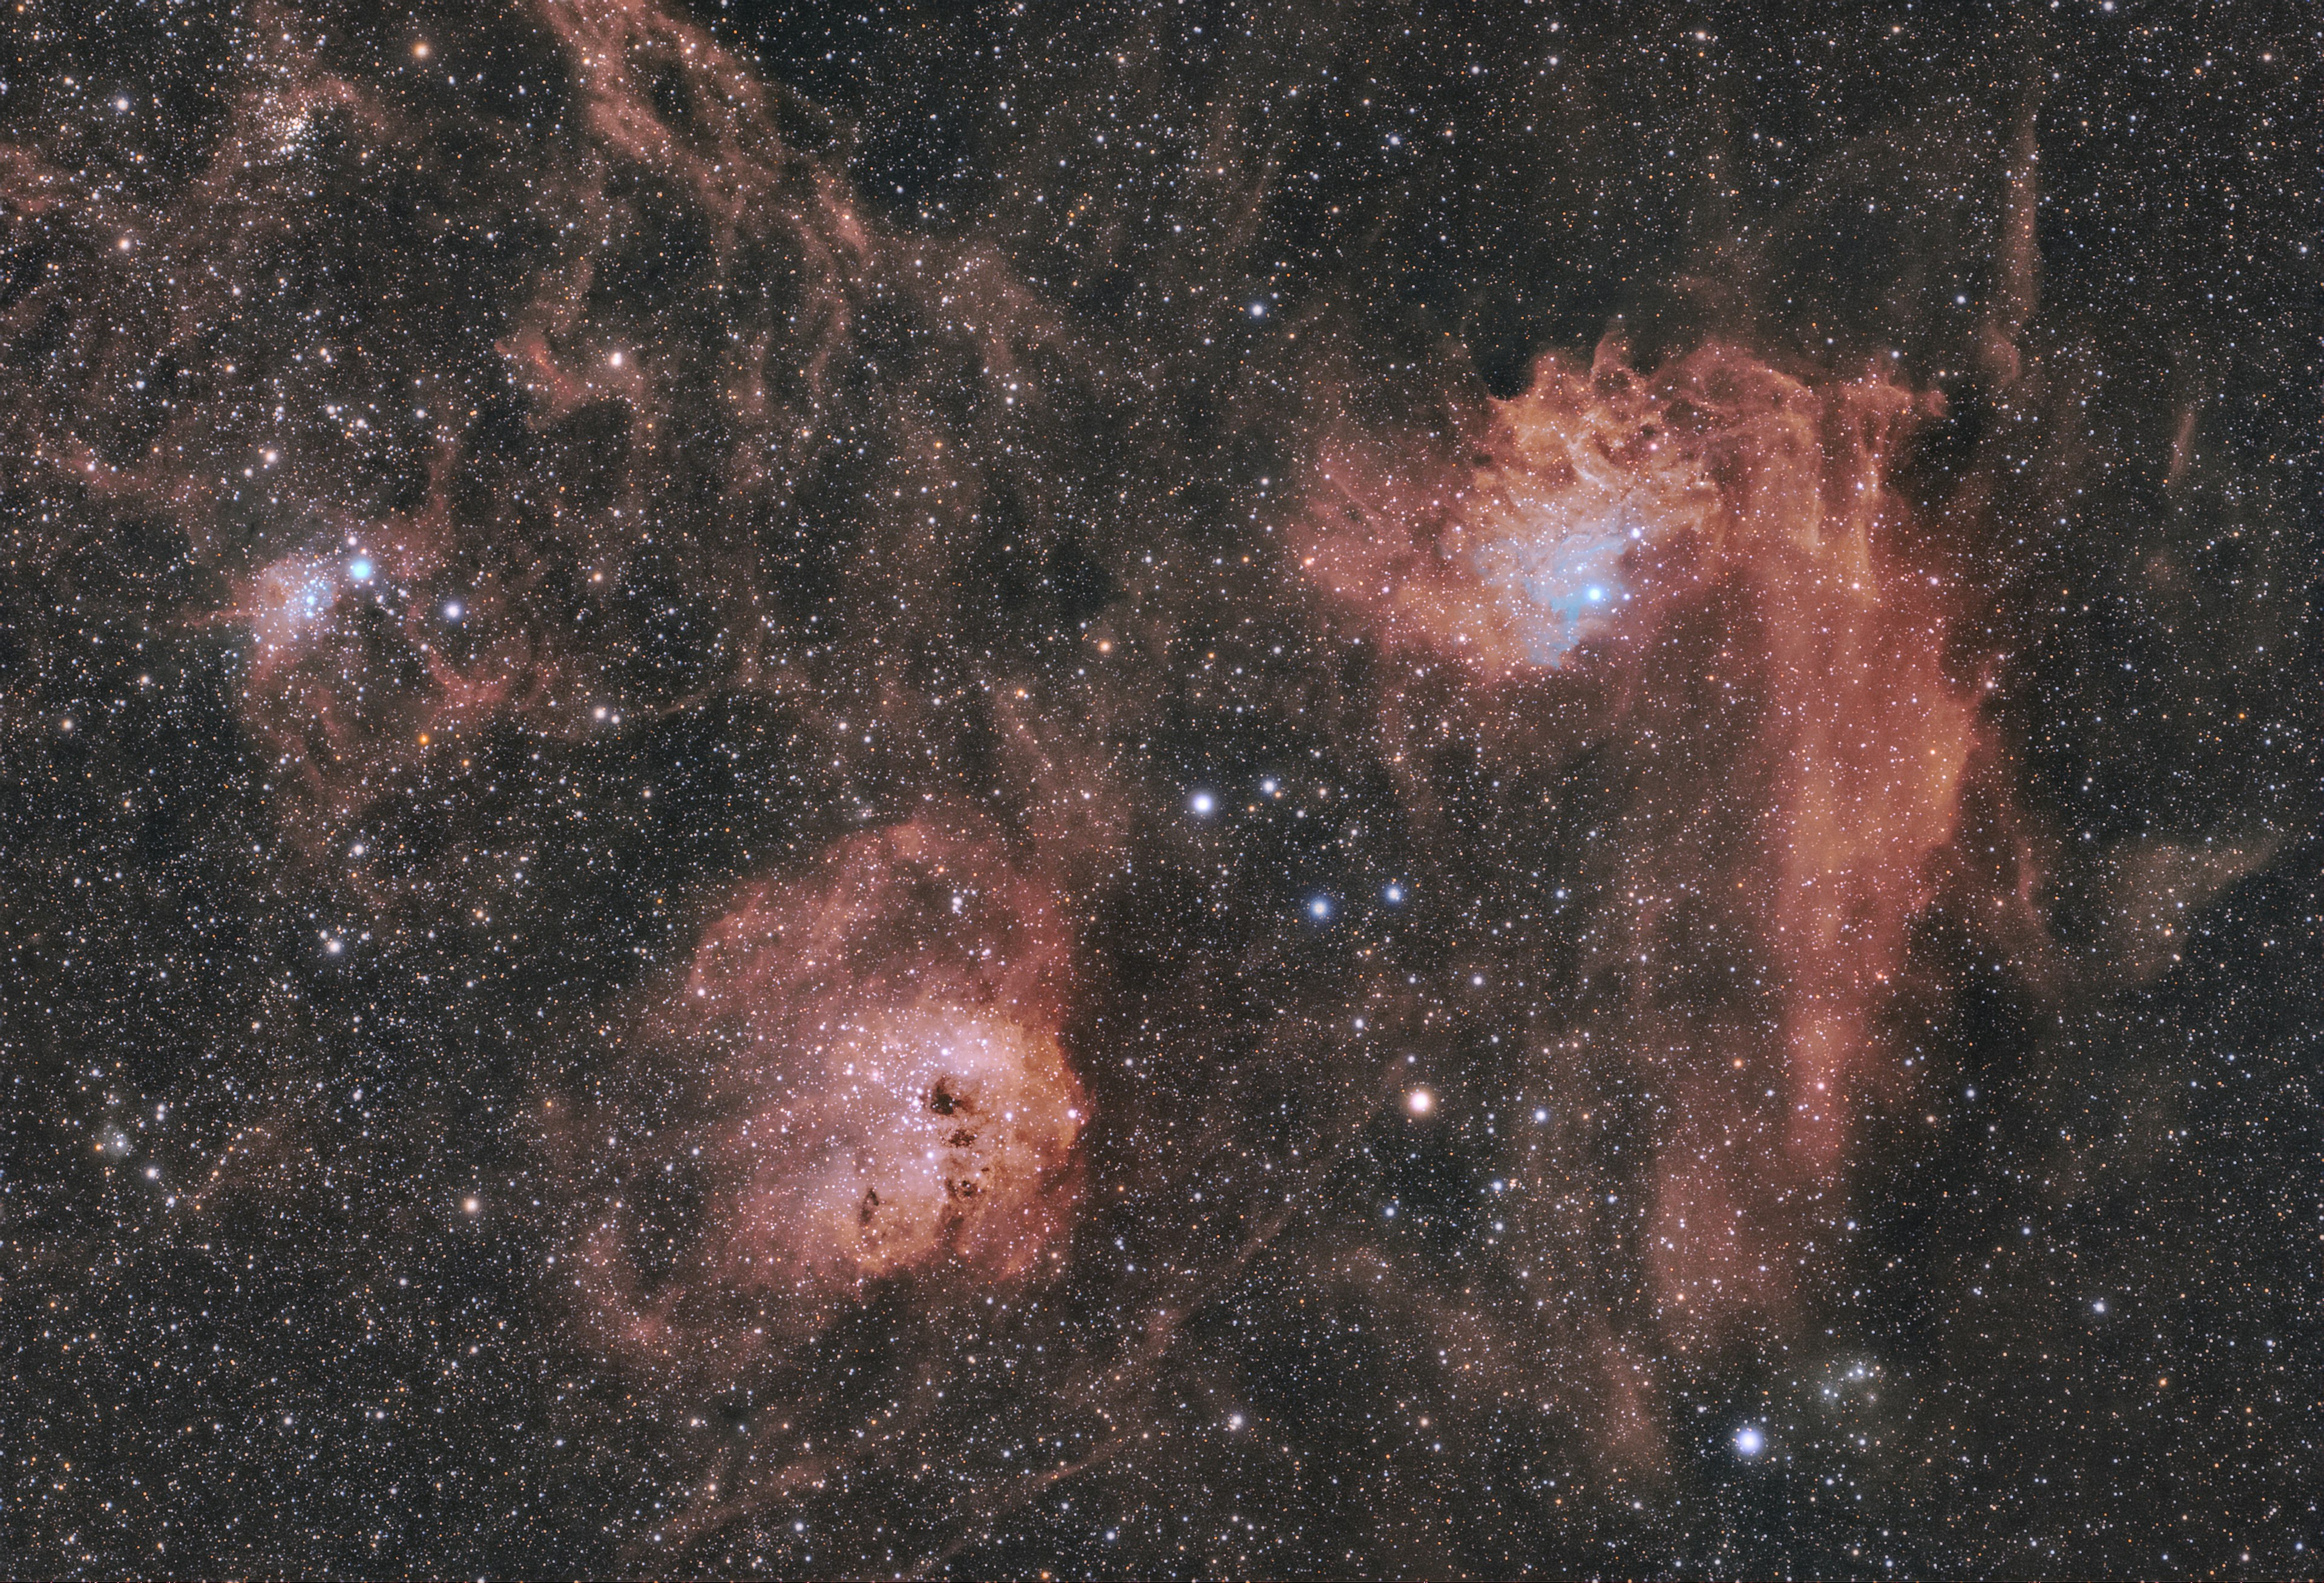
top-left (1469, 499), bottom-right (1644, 666)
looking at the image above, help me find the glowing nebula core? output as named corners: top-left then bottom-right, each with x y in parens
top-left (569, 818), bottom-right (1085, 1360)
top-left (718, 1004), bottom-right (1082, 1285)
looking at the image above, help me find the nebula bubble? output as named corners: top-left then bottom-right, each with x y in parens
top-left (566, 817), bottom-right (1085, 1361)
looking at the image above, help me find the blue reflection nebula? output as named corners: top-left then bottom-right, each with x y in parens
top-left (1470, 500), bottom-right (1641, 665)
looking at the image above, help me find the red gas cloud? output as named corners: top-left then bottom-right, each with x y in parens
top-left (563, 816), bottom-right (1087, 1367)
top-left (7, 0), bottom-right (1080, 886)
top-left (1302, 341), bottom-right (1988, 1345)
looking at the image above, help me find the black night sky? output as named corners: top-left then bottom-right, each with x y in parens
top-left (4, 1), bottom-right (2319, 1576)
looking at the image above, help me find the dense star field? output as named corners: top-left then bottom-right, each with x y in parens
top-left (3, 0), bottom-right (2319, 1575)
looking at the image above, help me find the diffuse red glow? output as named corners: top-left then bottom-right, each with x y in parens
top-left (24, 0), bottom-right (1071, 882)
top-left (566, 817), bottom-right (1086, 1363)
top-left (1303, 341), bottom-right (1986, 1343)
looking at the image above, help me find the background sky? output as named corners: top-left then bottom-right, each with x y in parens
top-left (4, 0), bottom-right (2318, 1575)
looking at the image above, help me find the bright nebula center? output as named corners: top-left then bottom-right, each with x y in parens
top-left (569, 818), bottom-right (1086, 1358)
top-left (724, 1004), bottom-right (1083, 1286)
top-left (1470, 505), bottom-right (1638, 664)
